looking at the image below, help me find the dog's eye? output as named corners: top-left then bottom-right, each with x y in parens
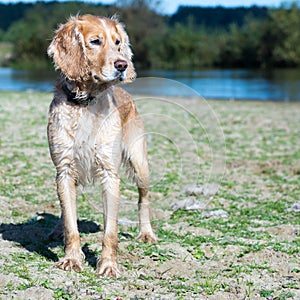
top-left (115, 39), bottom-right (120, 45)
top-left (90, 39), bottom-right (102, 46)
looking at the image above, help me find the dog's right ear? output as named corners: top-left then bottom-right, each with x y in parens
top-left (48, 18), bottom-right (89, 81)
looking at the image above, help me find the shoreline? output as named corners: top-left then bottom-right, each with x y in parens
top-left (1, 90), bottom-right (300, 104)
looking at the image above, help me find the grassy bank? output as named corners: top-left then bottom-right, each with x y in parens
top-left (0, 42), bottom-right (13, 66)
top-left (0, 91), bottom-right (299, 299)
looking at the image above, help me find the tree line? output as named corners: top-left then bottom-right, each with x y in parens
top-left (0, 1), bottom-right (300, 70)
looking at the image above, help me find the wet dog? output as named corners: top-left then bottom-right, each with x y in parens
top-left (47, 15), bottom-right (157, 277)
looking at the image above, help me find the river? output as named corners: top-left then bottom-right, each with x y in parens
top-left (1, 67), bottom-right (300, 101)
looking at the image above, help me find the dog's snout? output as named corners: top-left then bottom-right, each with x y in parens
top-left (114, 60), bottom-right (128, 72)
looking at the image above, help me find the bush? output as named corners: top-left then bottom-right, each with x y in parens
top-left (3, 0), bottom-right (300, 69)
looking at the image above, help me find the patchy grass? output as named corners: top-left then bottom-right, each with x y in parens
top-left (0, 42), bottom-right (13, 65)
top-left (0, 91), bottom-right (299, 299)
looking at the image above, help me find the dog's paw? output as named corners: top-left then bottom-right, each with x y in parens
top-left (137, 231), bottom-right (158, 243)
top-left (56, 258), bottom-right (83, 272)
top-left (97, 258), bottom-right (120, 278)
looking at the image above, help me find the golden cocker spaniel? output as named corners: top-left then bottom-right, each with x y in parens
top-left (47, 14), bottom-right (157, 277)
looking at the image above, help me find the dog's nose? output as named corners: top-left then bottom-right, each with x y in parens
top-left (114, 60), bottom-right (128, 72)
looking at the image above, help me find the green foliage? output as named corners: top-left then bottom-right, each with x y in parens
top-left (260, 3), bottom-right (300, 67)
top-left (117, 0), bottom-right (166, 69)
top-left (4, 1), bottom-right (113, 69)
top-left (0, 3), bottom-right (33, 31)
top-left (2, 1), bottom-right (300, 69)
top-left (218, 18), bottom-right (267, 67)
top-left (169, 5), bottom-right (269, 28)
top-left (148, 23), bottom-right (220, 69)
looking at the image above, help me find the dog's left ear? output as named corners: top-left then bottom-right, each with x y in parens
top-left (116, 22), bottom-right (136, 83)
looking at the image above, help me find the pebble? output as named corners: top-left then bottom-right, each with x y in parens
top-left (171, 198), bottom-right (206, 211)
top-left (202, 209), bottom-right (228, 219)
top-left (287, 202), bottom-right (300, 212)
top-left (182, 183), bottom-right (219, 197)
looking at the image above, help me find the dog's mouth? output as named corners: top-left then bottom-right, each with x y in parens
top-left (92, 70), bottom-right (126, 83)
top-left (117, 70), bottom-right (126, 82)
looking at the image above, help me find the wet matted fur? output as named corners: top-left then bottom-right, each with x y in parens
top-left (47, 14), bottom-right (157, 277)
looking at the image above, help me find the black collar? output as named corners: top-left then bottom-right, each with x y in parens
top-left (62, 84), bottom-right (95, 106)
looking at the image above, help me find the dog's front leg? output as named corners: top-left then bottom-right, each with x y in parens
top-left (97, 173), bottom-right (120, 277)
top-left (56, 173), bottom-right (84, 272)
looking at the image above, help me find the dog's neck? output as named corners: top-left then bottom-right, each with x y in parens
top-left (61, 77), bottom-right (112, 106)
top-left (62, 81), bottom-right (97, 106)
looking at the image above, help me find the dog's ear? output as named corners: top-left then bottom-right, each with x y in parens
top-left (48, 18), bottom-right (89, 81)
top-left (116, 21), bottom-right (136, 83)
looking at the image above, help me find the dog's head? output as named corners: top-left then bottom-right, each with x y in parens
top-left (48, 14), bottom-right (136, 84)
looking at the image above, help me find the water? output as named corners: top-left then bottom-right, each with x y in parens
top-left (138, 69), bottom-right (300, 101)
top-left (1, 67), bottom-right (300, 101)
top-left (0, 68), bottom-right (56, 92)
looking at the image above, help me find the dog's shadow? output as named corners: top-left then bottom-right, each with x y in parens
top-left (0, 213), bottom-right (100, 268)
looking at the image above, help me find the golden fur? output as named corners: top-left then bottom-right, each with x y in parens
top-left (47, 14), bottom-right (156, 277)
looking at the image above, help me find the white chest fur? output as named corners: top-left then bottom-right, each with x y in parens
top-left (48, 92), bottom-right (123, 186)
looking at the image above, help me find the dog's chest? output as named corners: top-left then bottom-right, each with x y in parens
top-left (73, 99), bottom-right (122, 184)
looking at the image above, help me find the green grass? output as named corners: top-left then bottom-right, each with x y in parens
top-left (0, 92), bottom-right (299, 299)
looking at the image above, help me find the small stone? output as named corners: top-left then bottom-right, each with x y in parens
top-left (182, 183), bottom-right (219, 197)
top-left (171, 198), bottom-right (206, 211)
top-left (202, 209), bottom-right (228, 219)
top-left (182, 185), bottom-right (204, 196)
top-left (287, 202), bottom-right (300, 212)
top-left (118, 218), bottom-right (137, 225)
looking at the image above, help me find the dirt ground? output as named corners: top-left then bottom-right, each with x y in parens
top-left (0, 90), bottom-right (299, 299)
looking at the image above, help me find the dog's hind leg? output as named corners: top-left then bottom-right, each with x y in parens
top-left (123, 117), bottom-right (157, 243)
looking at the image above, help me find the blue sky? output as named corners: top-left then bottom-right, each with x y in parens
top-left (158, 0), bottom-right (285, 14)
top-left (1, 0), bottom-right (288, 14)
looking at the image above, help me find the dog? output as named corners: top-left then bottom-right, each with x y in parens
top-left (47, 14), bottom-right (157, 277)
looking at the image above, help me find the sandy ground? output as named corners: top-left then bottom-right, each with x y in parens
top-left (0, 91), bottom-right (299, 299)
